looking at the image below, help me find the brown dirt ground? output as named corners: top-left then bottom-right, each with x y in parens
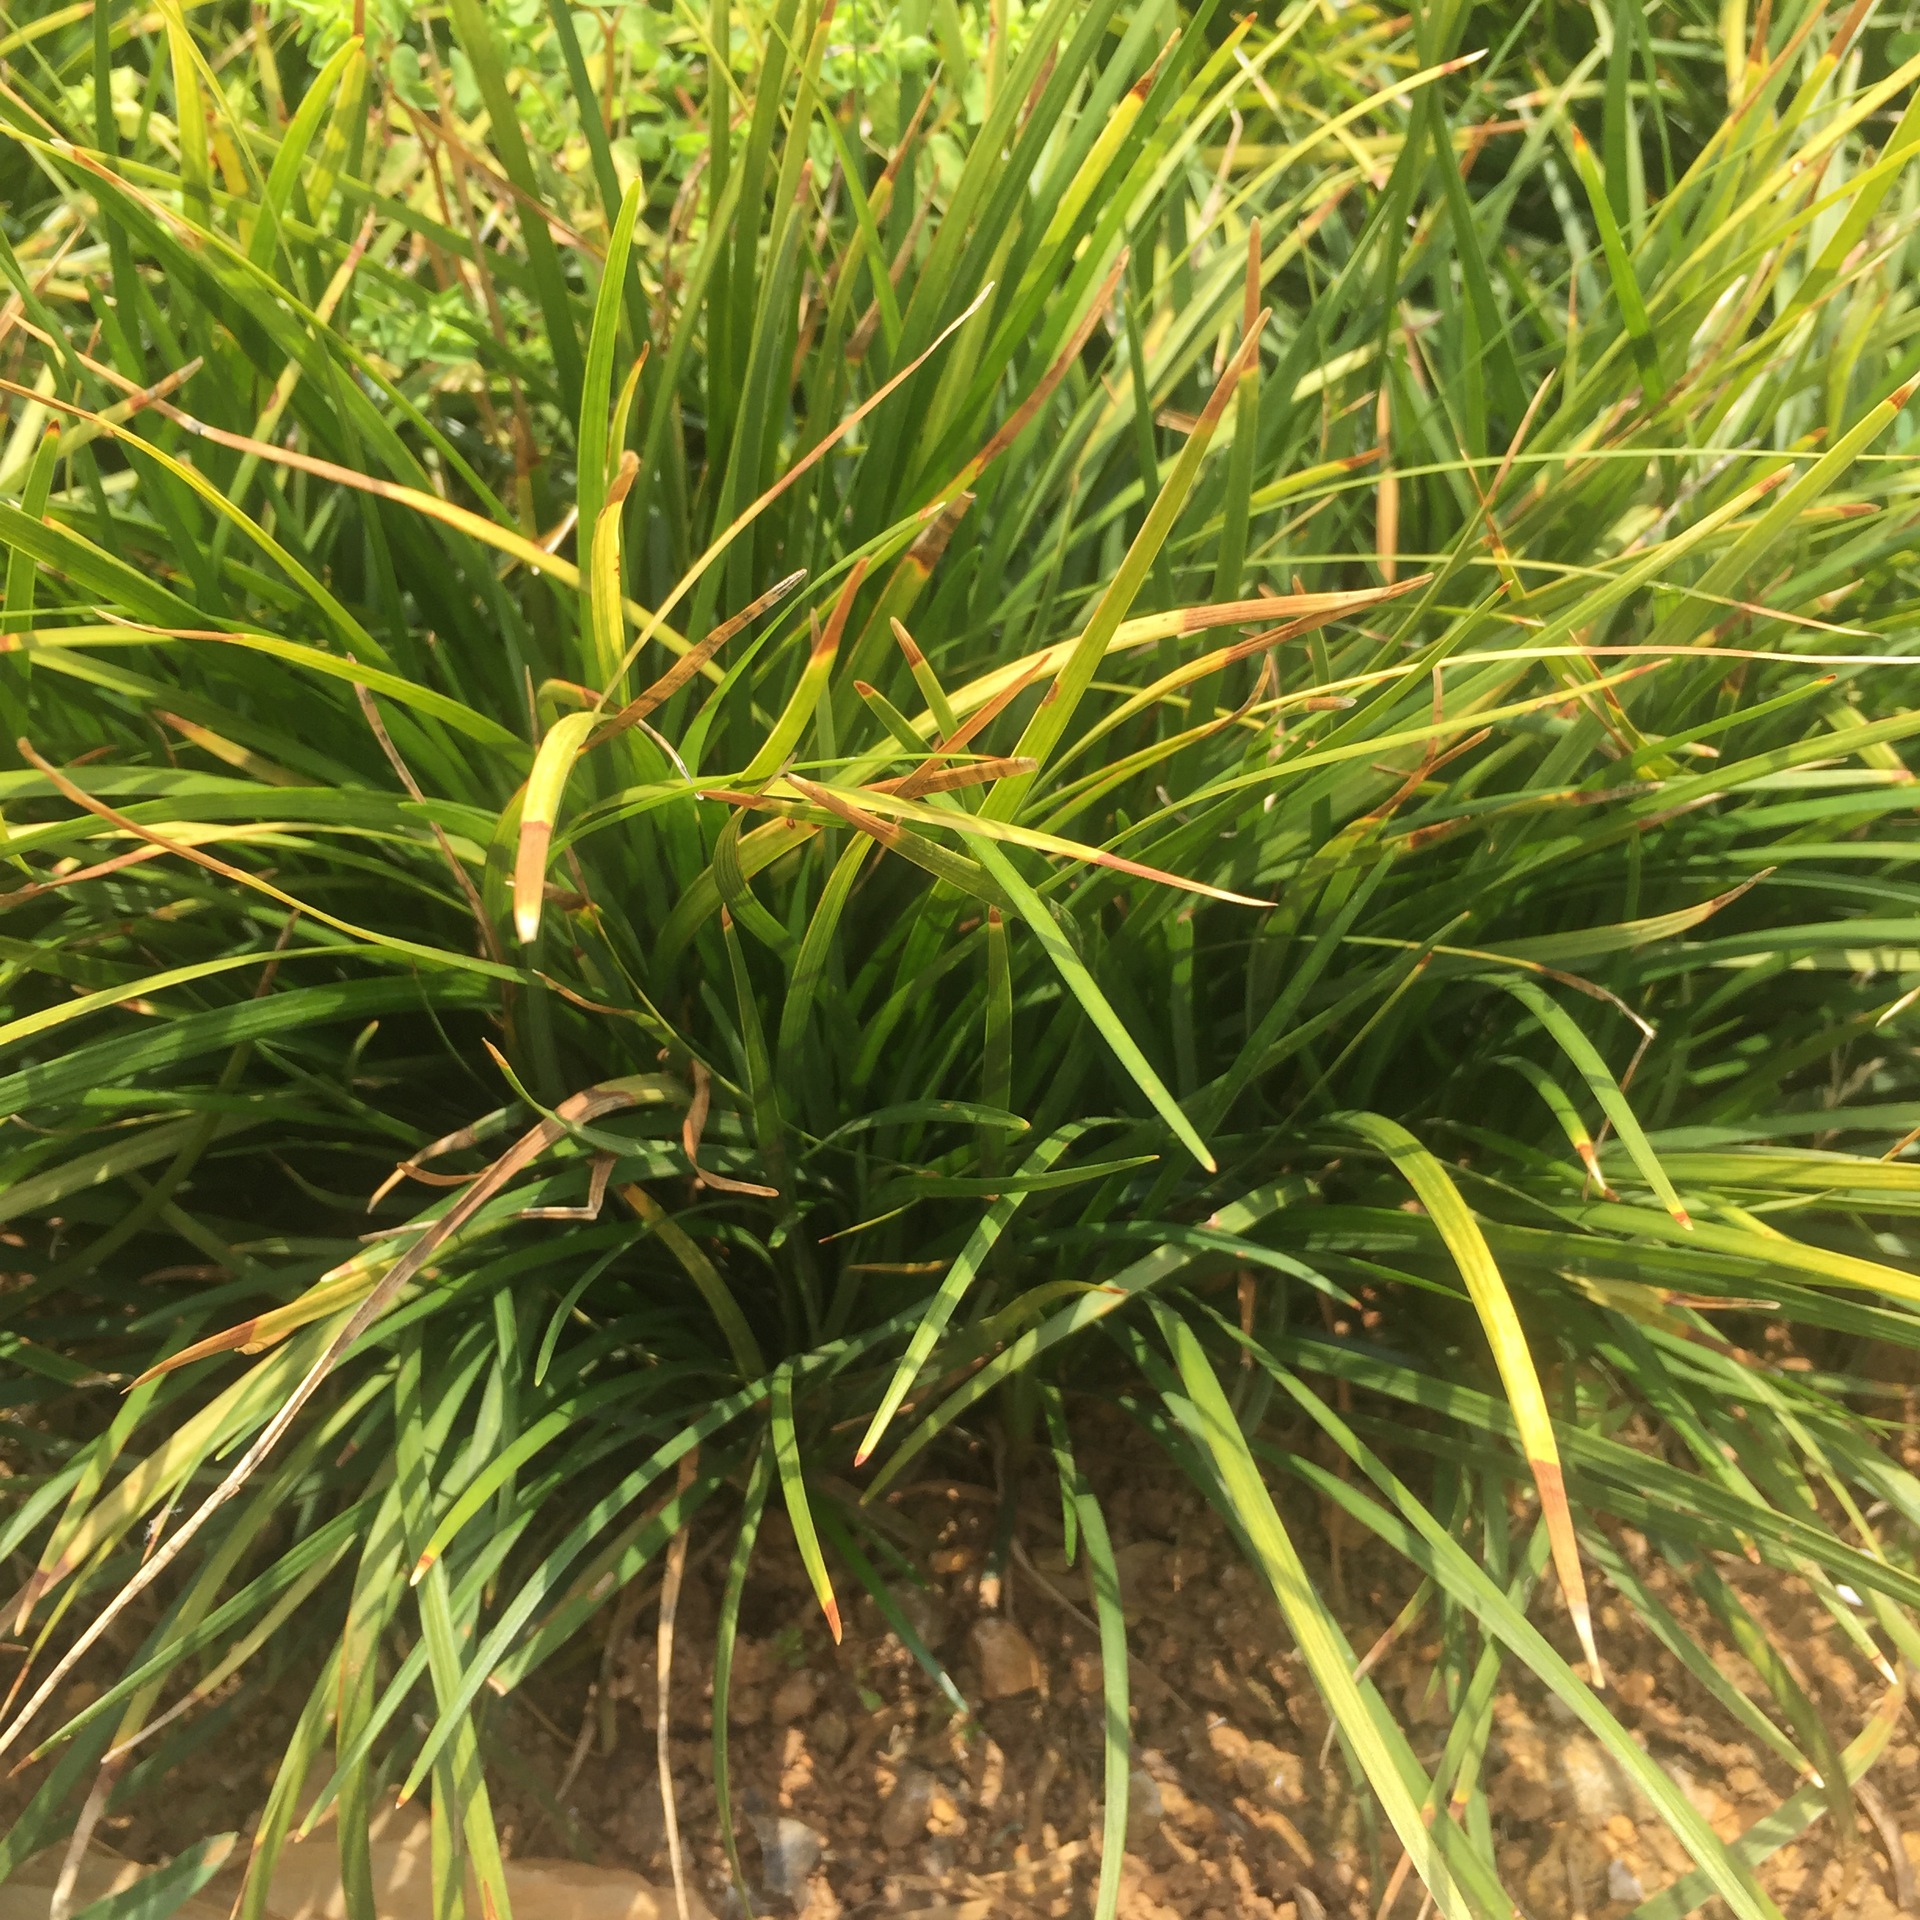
top-left (26, 1408), bottom-right (1920, 1920)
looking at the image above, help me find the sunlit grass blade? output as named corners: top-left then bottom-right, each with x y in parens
top-left (990, 319), bottom-right (1268, 814)
top-left (1256, 1356), bottom-right (1787, 1920)
top-left (1157, 1307), bottom-right (1470, 1919)
top-left (1337, 1111), bottom-right (1606, 1684)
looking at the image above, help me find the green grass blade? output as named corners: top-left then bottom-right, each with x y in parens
top-left (856, 1121), bottom-right (1101, 1464)
top-left (771, 1359), bottom-right (841, 1641)
top-left (1498, 975), bottom-right (1689, 1224)
top-left (1157, 1307), bottom-right (1470, 1919)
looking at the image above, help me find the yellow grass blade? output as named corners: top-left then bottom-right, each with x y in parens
top-left (514, 710), bottom-right (600, 945)
top-left (1340, 1110), bottom-right (1605, 1685)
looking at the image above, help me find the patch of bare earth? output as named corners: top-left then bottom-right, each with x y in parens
top-left (9, 1419), bottom-right (1919, 1919)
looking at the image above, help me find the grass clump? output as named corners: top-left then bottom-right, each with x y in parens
top-left (3, 0), bottom-right (1920, 1914)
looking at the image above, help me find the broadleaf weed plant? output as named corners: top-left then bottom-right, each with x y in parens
top-left (3, 0), bottom-right (1920, 1913)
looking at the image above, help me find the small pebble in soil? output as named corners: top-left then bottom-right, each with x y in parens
top-left (769, 1670), bottom-right (819, 1726)
top-left (1556, 1735), bottom-right (1632, 1821)
top-left (970, 1617), bottom-right (1045, 1698)
top-left (808, 1706), bottom-right (850, 1759)
top-left (1608, 1857), bottom-right (1647, 1904)
top-left (880, 1765), bottom-right (937, 1849)
top-left (750, 1812), bottom-right (823, 1909)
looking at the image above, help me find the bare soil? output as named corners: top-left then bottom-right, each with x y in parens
top-left (15, 1415), bottom-right (1920, 1920)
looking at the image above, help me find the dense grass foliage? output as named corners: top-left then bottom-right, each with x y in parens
top-left (5, 0), bottom-right (1920, 1913)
